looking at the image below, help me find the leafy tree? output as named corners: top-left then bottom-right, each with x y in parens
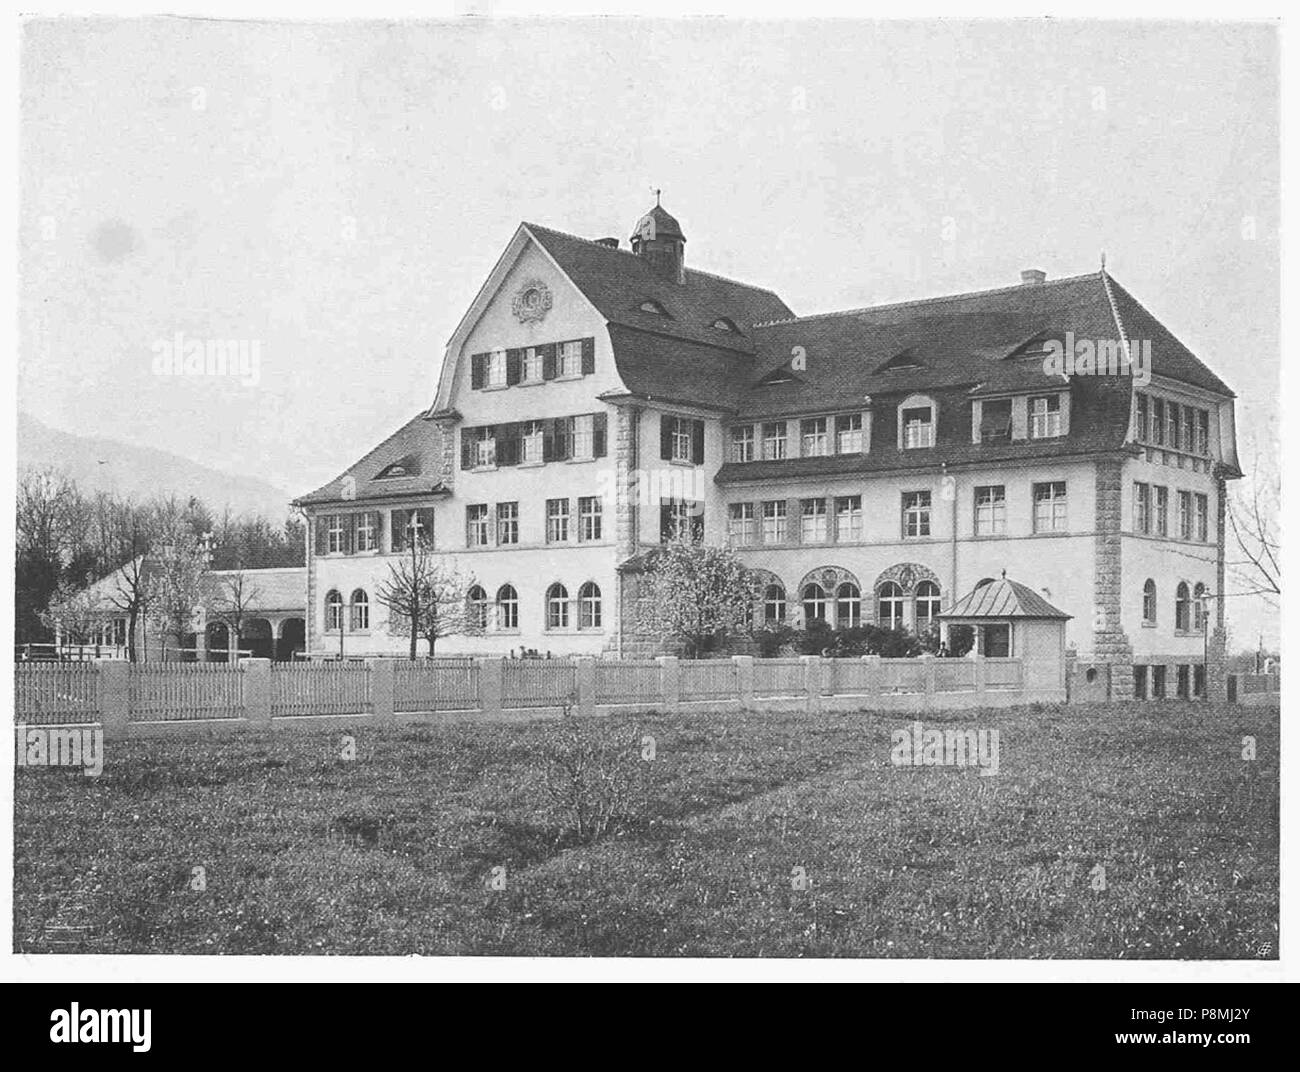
top-left (39, 582), bottom-right (103, 652)
top-left (145, 522), bottom-right (209, 659)
top-left (637, 536), bottom-right (758, 658)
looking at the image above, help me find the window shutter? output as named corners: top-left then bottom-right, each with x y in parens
top-left (497, 422), bottom-right (520, 466)
top-left (505, 349), bottom-right (522, 386)
top-left (542, 421), bottom-right (556, 463)
top-left (417, 508), bottom-right (435, 545)
top-left (692, 419), bottom-right (705, 465)
top-left (787, 498), bottom-right (801, 543)
top-left (341, 515), bottom-right (354, 555)
top-left (373, 511), bottom-right (384, 549)
top-left (554, 417), bottom-right (572, 461)
top-left (460, 429), bottom-right (473, 470)
top-left (314, 516), bottom-right (329, 555)
top-left (391, 510), bottom-right (408, 552)
top-left (581, 337), bottom-right (595, 375)
top-left (659, 501), bottom-right (674, 542)
top-left (541, 344), bottom-right (557, 380)
top-left (470, 353), bottom-right (487, 390)
top-left (660, 415), bottom-right (673, 460)
top-left (592, 412), bottom-right (607, 458)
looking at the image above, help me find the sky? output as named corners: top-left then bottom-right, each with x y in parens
top-left (18, 17), bottom-right (1279, 645)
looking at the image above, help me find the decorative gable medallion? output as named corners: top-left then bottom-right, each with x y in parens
top-left (512, 279), bottom-right (553, 323)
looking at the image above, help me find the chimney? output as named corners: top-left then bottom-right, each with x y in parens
top-left (1021, 269), bottom-right (1047, 286)
top-left (595, 237), bottom-right (619, 249)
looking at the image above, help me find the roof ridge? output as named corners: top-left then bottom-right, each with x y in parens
top-left (523, 221), bottom-right (787, 300)
top-left (295, 411), bottom-right (432, 503)
top-left (752, 272), bottom-right (1104, 328)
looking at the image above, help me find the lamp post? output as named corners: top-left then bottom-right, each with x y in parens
top-left (1200, 591), bottom-right (1218, 701)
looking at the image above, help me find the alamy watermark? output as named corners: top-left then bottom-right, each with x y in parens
top-left (16, 724), bottom-right (104, 777)
top-left (1041, 333), bottom-right (1151, 386)
top-left (890, 720), bottom-right (1000, 776)
top-left (151, 331), bottom-right (261, 386)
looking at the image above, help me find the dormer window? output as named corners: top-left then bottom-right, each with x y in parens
top-left (878, 347), bottom-right (925, 373)
top-left (980, 398), bottom-right (1013, 441)
top-left (1030, 394), bottom-right (1063, 438)
top-left (639, 299), bottom-right (669, 316)
top-left (378, 464), bottom-right (407, 478)
top-left (711, 317), bottom-right (740, 333)
top-left (898, 396), bottom-right (936, 449)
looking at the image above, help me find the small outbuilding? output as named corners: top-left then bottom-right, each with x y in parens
top-left (938, 573), bottom-right (1071, 693)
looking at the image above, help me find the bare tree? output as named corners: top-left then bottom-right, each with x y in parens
top-left (1228, 440), bottom-right (1280, 606)
top-left (88, 493), bottom-right (156, 661)
top-left (207, 570), bottom-right (263, 661)
top-left (375, 535), bottom-right (481, 658)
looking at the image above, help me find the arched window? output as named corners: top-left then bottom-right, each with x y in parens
top-left (915, 581), bottom-right (941, 633)
top-left (325, 590), bottom-right (343, 632)
top-left (877, 582), bottom-right (905, 629)
top-left (349, 589), bottom-right (369, 631)
top-left (578, 582), bottom-right (602, 630)
top-left (1142, 579), bottom-right (1157, 625)
top-left (546, 583), bottom-right (569, 630)
top-left (836, 583), bottom-right (861, 629)
top-left (1192, 583), bottom-right (1207, 633)
top-left (1175, 581), bottom-right (1190, 632)
top-left (497, 584), bottom-right (519, 631)
top-left (802, 583), bottom-right (828, 623)
top-left (467, 585), bottom-right (488, 632)
top-left (763, 584), bottom-right (787, 624)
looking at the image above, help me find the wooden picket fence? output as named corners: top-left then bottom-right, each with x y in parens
top-left (13, 653), bottom-right (1059, 737)
top-left (14, 664), bottom-right (99, 725)
top-left (130, 664), bottom-right (245, 721)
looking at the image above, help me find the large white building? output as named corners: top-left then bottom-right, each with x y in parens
top-left (295, 200), bottom-right (1240, 699)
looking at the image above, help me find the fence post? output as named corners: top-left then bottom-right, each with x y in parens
top-left (973, 654), bottom-right (987, 698)
top-left (97, 662), bottom-right (130, 739)
top-left (657, 656), bottom-right (680, 714)
top-left (243, 658), bottom-right (273, 726)
top-left (369, 659), bottom-right (395, 724)
top-left (477, 657), bottom-right (503, 717)
top-left (802, 654), bottom-right (822, 714)
top-left (920, 653), bottom-right (936, 709)
top-left (861, 654), bottom-right (881, 699)
top-left (733, 655), bottom-right (754, 709)
top-left (575, 656), bottom-right (596, 716)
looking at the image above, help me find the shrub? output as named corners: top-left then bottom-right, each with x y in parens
top-left (751, 623), bottom-right (796, 658)
top-left (538, 712), bottom-right (651, 844)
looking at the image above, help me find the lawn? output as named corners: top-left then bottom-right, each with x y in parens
top-left (13, 702), bottom-right (1278, 958)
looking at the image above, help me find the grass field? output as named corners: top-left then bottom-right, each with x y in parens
top-left (14, 702), bottom-right (1278, 958)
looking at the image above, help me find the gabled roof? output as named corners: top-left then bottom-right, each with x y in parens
top-left (734, 271), bottom-right (1232, 420)
top-left (940, 577), bottom-right (1071, 620)
top-left (524, 223), bottom-right (794, 354)
top-left (295, 413), bottom-right (450, 507)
